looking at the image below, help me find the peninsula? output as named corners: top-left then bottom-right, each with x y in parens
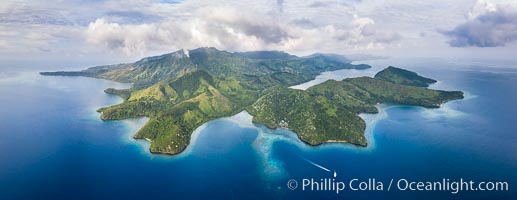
top-left (41, 47), bottom-right (463, 154)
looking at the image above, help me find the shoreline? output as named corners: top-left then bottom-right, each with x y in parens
top-left (80, 65), bottom-right (467, 157)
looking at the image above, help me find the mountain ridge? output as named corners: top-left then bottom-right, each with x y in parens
top-left (41, 47), bottom-right (370, 88)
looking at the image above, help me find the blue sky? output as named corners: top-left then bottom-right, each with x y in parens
top-left (1, 0), bottom-right (516, 67)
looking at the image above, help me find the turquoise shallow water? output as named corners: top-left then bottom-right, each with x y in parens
top-left (0, 58), bottom-right (515, 199)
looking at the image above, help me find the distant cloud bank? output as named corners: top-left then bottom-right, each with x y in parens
top-left (84, 3), bottom-right (400, 56)
top-left (1, 0), bottom-right (517, 61)
top-left (441, 4), bottom-right (517, 47)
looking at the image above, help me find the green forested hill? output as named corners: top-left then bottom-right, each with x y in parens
top-left (247, 86), bottom-right (368, 146)
top-left (248, 77), bottom-right (463, 147)
top-left (97, 70), bottom-right (257, 153)
top-left (41, 48), bottom-right (463, 154)
top-left (374, 66), bottom-right (437, 87)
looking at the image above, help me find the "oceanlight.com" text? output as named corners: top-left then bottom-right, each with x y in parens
top-left (287, 178), bottom-right (509, 194)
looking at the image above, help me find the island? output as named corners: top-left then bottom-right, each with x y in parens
top-left (374, 66), bottom-right (437, 87)
top-left (41, 47), bottom-right (463, 154)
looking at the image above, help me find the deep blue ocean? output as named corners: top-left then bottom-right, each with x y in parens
top-left (0, 58), bottom-right (515, 199)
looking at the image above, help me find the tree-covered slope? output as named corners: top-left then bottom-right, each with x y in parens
top-left (344, 77), bottom-right (462, 107)
top-left (374, 66), bottom-right (437, 87)
top-left (247, 87), bottom-right (368, 146)
top-left (235, 50), bottom-right (296, 59)
top-left (248, 76), bottom-right (463, 147)
top-left (98, 70), bottom-right (255, 154)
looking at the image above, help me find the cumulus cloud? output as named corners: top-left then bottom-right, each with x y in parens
top-left (86, 6), bottom-right (294, 55)
top-left (87, 18), bottom-right (171, 55)
top-left (334, 16), bottom-right (400, 46)
top-left (467, 0), bottom-right (497, 20)
top-left (84, 2), bottom-right (401, 56)
top-left (6, 0), bottom-right (469, 59)
top-left (441, 4), bottom-right (517, 47)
